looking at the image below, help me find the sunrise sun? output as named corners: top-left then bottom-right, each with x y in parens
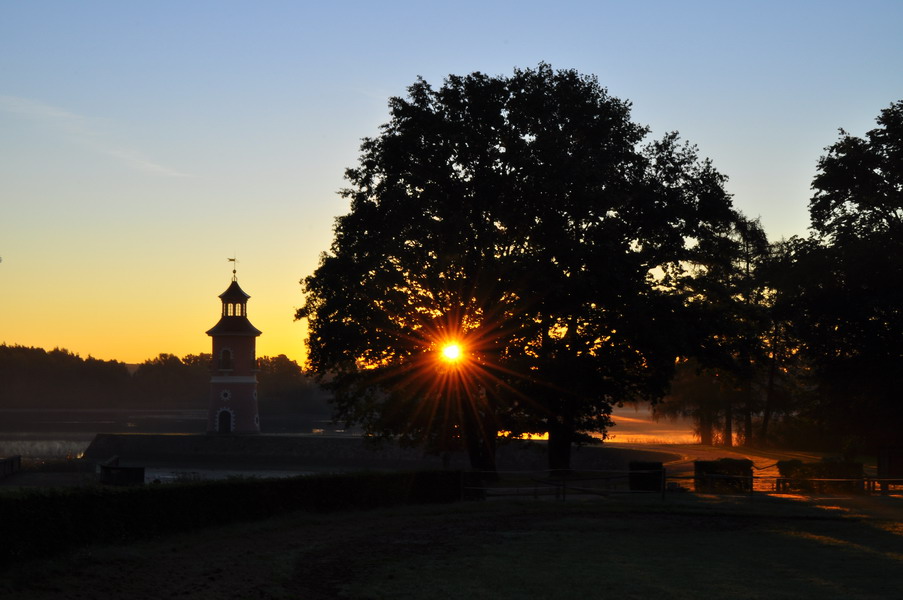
top-left (441, 343), bottom-right (463, 362)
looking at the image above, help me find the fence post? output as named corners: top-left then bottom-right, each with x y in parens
top-left (661, 466), bottom-right (667, 501)
top-left (562, 471), bottom-right (567, 501)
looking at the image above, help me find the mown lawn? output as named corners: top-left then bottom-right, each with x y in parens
top-left (2, 493), bottom-right (902, 599)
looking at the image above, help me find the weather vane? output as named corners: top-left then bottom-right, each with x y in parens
top-left (228, 256), bottom-right (238, 281)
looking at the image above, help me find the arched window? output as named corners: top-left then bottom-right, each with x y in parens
top-left (220, 349), bottom-right (233, 370)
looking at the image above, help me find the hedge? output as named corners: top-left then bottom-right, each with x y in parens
top-left (776, 459), bottom-right (864, 493)
top-left (694, 459), bottom-right (753, 493)
top-left (0, 470), bottom-right (467, 565)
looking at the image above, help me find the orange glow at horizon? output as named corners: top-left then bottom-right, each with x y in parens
top-left (1, 266), bottom-right (309, 367)
top-left (499, 431), bottom-right (550, 440)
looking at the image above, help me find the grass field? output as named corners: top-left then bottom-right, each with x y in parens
top-left (2, 491), bottom-right (902, 599)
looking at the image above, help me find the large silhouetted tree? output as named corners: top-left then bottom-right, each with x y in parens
top-left (298, 64), bottom-right (742, 470)
top-left (783, 100), bottom-right (903, 451)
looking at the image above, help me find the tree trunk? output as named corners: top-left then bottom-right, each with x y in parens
top-left (461, 393), bottom-right (497, 477)
top-left (722, 397), bottom-right (733, 447)
top-left (758, 338), bottom-right (780, 446)
top-left (739, 351), bottom-right (754, 447)
top-left (464, 431), bottom-right (498, 477)
top-left (743, 389), bottom-right (754, 447)
top-left (547, 421), bottom-right (572, 473)
top-left (698, 411), bottom-right (714, 446)
top-left (465, 435), bottom-right (484, 470)
top-left (479, 417), bottom-right (498, 475)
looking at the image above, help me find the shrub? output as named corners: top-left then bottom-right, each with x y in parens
top-left (0, 470), bottom-right (464, 565)
top-left (694, 459), bottom-right (753, 493)
top-left (776, 459), bottom-right (811, 492)
top-left (628, 461), bottom-right (664, 492)
top-left (776, 459), bottom-right (864, 493)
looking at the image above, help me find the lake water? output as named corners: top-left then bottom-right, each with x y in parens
top-left (0, 405), bottom-right (697, 460)
top-left (0, 408), bottom-right (345, 460)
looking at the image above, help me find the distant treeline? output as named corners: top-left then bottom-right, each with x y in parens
top-left (0, 344), bottom-right (330, 413)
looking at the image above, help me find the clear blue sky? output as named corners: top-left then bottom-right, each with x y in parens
top-left (2, 0), bottom-right (902, 363)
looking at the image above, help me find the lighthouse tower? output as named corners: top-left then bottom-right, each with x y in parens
top-left (206, 269), bottom-right (262, 434)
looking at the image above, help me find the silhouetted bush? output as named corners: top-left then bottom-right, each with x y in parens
top-left (816, 458), bottom-right (864, 492)
top-left (694, 459), bottom-right (753, 493)
top-left (0, 470), bottom-right (464, 565)
top-left (776, 459), bottom-right (810, 492)
top-left (776, 458), bottom-right (863, 494)
top-left (628, 461), bottom-right (664, 492)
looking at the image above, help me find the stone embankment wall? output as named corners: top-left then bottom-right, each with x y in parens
top-left (0, 455), bottom-right (22, 479)
top-left (84, 433), bottom-right (679, 472)
top-left (85, 434), bottom-right (449, 469)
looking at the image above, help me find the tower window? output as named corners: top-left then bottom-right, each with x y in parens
top-left (220, 349), bottom-right (233, 370)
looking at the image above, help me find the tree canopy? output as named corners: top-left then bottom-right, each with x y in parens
top-left (0, 344), bottom-right (130, 408)
top-left (299, 64), bottom-right (744, 470)
top-left (810, 101), bottom-right (903, 241)
top-left (779, 101), bottom-right (903, 449)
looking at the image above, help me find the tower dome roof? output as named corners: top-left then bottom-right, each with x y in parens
top-left (219, 279), bottom-right (251, 302)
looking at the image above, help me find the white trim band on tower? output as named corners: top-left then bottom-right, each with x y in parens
top-left (210, 376), bottom-right (258, 384)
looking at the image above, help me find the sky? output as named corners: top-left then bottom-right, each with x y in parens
top-left (2, 0), bottom-right (902, 365)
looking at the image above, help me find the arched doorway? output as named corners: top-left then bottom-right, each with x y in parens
top-left (218, 409), bottom-right (233, 434)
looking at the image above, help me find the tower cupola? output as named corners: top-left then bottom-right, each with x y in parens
top-left (205, 278), bottom-right (262, 337)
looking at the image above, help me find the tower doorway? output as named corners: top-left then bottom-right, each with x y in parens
top-left (218, 409), bottom-right (233, 434)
